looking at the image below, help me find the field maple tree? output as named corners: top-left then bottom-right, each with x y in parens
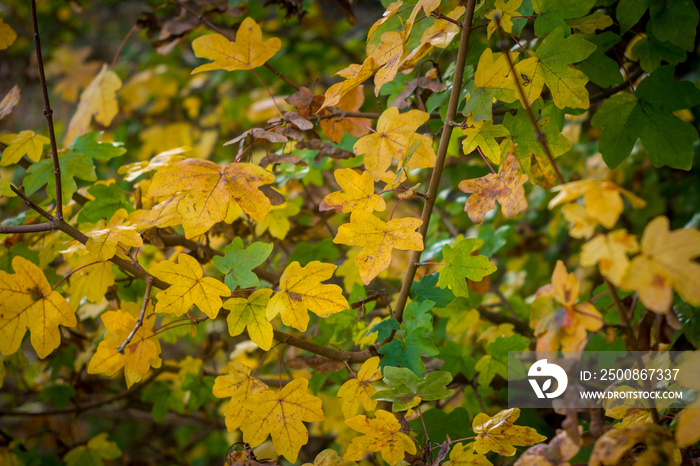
top-left (1, 0), bottom-right (700, 464)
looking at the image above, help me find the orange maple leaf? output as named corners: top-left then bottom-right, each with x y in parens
top-left (149, 254), bottom-right (231, 319)
top-left (87, 303), bottom-right (162, 387)
top-left (530, 260), bottom-right (603, 352)
top-left (320, 58), bottom-right (377, 111)
top-left (319, 168), bottom-right (386, 214)
top-left (344, 410), bottom-right (417, 465)
top-left (318, 85), bottom-right (372, 143)
top-left (333, 211), bottom-right (423, 285)
top-left (266, 261), bottom-right (348, 331)
top-left (148, 158), bottom-right (275, 238)
top-left (458, 153), bottom-right (528, 223)
top-left (240, 378), bottom-right (324, 462)
top-left (0, 256), bottom-right (76, 359)
top-left (191, 17), bottom-right (281, 73)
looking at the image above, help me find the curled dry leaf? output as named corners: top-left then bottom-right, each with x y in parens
top-left (225, 127), bottom-right (289, 145)
top-left (296, 139), bottom-right (355, 161)
top-left (286, 355), bottom-right (345, 374)
top-left (0, 84), bottom-right (20, 120)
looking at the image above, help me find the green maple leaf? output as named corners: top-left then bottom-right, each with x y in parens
top-left (576, 32), bottom-right (624, 88)
top-left (69, 131), bottom-right (127, 161)
top-left (591, 66), bottom-right (700, 170)
top-left (213, 237), bottom-right (273, 291)
top-left (77, 183), bottom-right (134, 223)
top-left (288, 238), bottom-right (340, 266)
top-left (630, 25), bottom-right (686, 73)
top-left (475, 335), bottom-right (530, 388)
top-left (378, 330), bottom-right (439, 376)
top-left (438, 341), bottom-right (476, 378)
top-left (409, 273), bottom-right (455, 308)
top-left (25, 150), bottom-right (96, 204)
top-left (532, 0), bottom-right (596, 36)
top-left (64, 433), bottom-right (121, 466)
top-left (366, 317), bottom-right (400, 342)
top-left (617, 0), bottom-right (698, 50)
top-left (438, 238), bottom-right (496, 298)
top-left (401, 300), bottom-right (435, 333)
top-left (371, 366), bottom-right (453, 411)
top-left (463, 81), bottom-right (496, 123)
top-left (410, 407), bottom-right (472, 445)
top-left (503, 107), bottom-right (571, 188)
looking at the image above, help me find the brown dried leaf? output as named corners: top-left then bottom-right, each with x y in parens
top-left (391, 76), bottom-right (446, 109)
top-left (296, 140), bottom-right (355, 161)
top-left (458, 153), bottom-right (528, 223)
top-left (225, 127), bottom-right (289, 145)
top-left (0, 85), bottom-right (20, 120)
top-left (286, 355), bottom-right (345, 374)
top-left (284, 111), bottom-right (313, 130)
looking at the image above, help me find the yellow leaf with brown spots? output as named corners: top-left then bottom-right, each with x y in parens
top-left (320, 168), bottom-right (386, 214)
top-left (334, 211), bottom-right (423, 285)
top-left (0, 256), bottom-right (76, 359)
top-left (148, 158), bottom-right (275, 238)
top-left (87, 303), bottom-right (161, 387)
top-left (266, 261), bottom-right (348, 331)
top-left (149, 253), bottom-right (230, 319)
top-left (472, 408), bottom-right (546, 456)
top-left (241, 378), bottom-right (324, 462)
top-left (191, 18), bottom-right (281, 73)
top-left (344, 410), bottom-right (417, 465)
top-left (337, 356), bottom-right (383, 418)
top-left (458, 153), bottom-right (528, 223)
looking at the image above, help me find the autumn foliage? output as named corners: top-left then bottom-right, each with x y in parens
top-left (1, 0), bottom-right (700, 465)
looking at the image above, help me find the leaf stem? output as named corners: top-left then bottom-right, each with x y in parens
top-left (391, 0), bottom-right (478, 325)
top-left (118, 278), bottom-right (152, 354)
top-left (111, 24), bottom-right (137, 69)
top-left (475, 147), bottom-right (497, 174)
top-left (30, 0), bottom-right (63, 218)
top-left (52, 261), bottom-right (104, 291)
top-left (250, 69), bottom-right (283, 118)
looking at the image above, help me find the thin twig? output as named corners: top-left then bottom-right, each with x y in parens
top-left (11, 185), bottom-right (54, 221)
top-left (392, 0), bottom-right (478, 325)
top-left (30, 0), bottom-right (63, 218)
top-left (118, 278), bottom-right (153, 353)
top-left (495, 16), bottom-right (565, 185)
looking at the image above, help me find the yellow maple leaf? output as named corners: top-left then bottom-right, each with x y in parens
top-left (85, 209), bottom-right (143, 261)
top-left (149, 253), bottom-right (230, 319)
top-left (254, 201), bottom-right (300, 240)
top-left (444, 443), bottom-right (492, 466)
top-left (148, 158), bottom-right (275, 238)
top-left (0, 131), bottom-right (50, 166)
top-left (334, 211), bottom-right (423, 285)
top-left (337, 356), bottom-right (383, 419)
top-left (241, 378), bottom-right (324, 462)
top-left (45, 45), bottom-right (101, 102)
top-left (580, 230), bottom-right (639, 286)
top-left (486, 0), bottom-right (523, 39)
top-left (590, 424), bottom-right (680, 466)
top-left (622, 216), bottom-right (700, 313)
top-left (353, 107), bottom-right (430, 181)
top-left (560, 203), bottom-right (598, 239)
top-left (62, 252), bottom-right (115, 310)
top-left (472, 408), bottom-right (547, 456)
top-left (399, 6), bottom-right (465, 72)
top-left (266, 261), bottom-right (348, 331)
top-left (458, 153), bottom-right (528, 223)
top-left (530, 260), bottom-right (603, 352)
top-left (549, 180), bottom-right (646, 231)
top-left (320, 57), bottom-right (377, 111)
top-left (303, 449), bottom-right (357, 466)
top-left (87, 304), bottom-right (162, 387)
top-left (213, 361), bottom-right (268, 431)
top-left (0, 18), bottom-right (16, 50)
top-left (191, 18), bottom-right (281, 73)
top-left (223, 289), bottom-right (274, 351)
top-left (128, 195), bottom-right (183, 231)
top-left (675, 353), bottom-right (700, 447)
top-left (403, 0), bottom-right (440, 38)
top-left (66, 64), bottom-right (121, 145)
top-left (473, 49), bottom-right (518, 103)
top-left (344, 409), bottom-right (417, 465)
top-left (461, 116), bottom-right (510, 165)
top-left (0, 256), bottom-right (76, 358)
top-left (319, 169), bottom-right (386, 214)
top-left (368, 1), bottom-right (403, 41)
top-left (370, 32), bottom-right (405, 96)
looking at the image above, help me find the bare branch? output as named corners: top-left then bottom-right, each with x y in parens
top-left (118, 278), bottom-right (153, 353)
top-left (30, 0), bottom-right (63, 218)
top-left (392, 0), bottom-right (478, 325)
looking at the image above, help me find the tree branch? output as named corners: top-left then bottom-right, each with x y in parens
top-left (30, 0), bottom-right (63, 218)
top-left (118, 278), bottom-right (153, 353)
top-left (392, 0), bottom-right (478, 324)
top-left (496, 18), bottom-right (565, 185)
top-left (272, 329), bottom-right (376, 363)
